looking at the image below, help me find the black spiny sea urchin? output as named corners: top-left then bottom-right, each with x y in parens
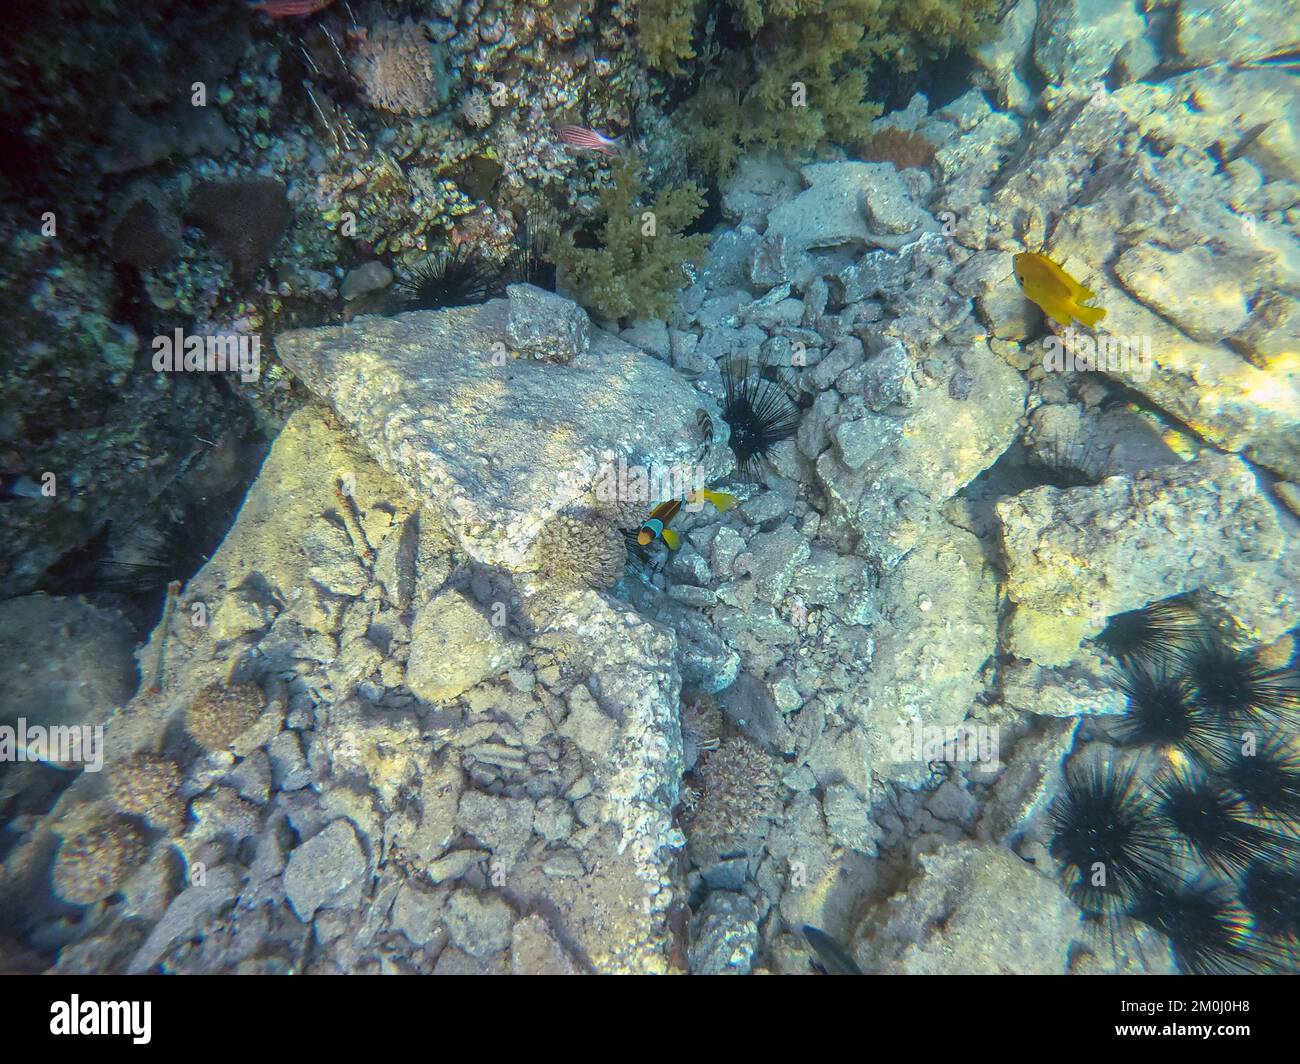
top-left (1239, 860), bottom-right (1300, 955)
top-left (1181, 635), bottom-right (1300, 731)
top-left (1153, 764), bottom-right (1296, 877)
top-left (1094, 598), bottom-right (1206, 664)
top-left (1206, 731), bottom-right (1300, 827)
top-left (721, 357), bottom-right (800, 479)
top-left (1130, 875), bottom-right (1260, 975)
top-left (1111, 658), bottom-right (1231, 760)
top-left (397, 245), bottom-right (492, 310)
top-left (1048, 760), bottom-right (1171, 916)
top-left (502, 203), bottom-right (559, 292)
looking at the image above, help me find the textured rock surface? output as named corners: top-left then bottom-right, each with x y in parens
top-left (284, 819), bottom-right (369, 922)
top-left (1033, 0), bottom-right (1146, 85)
top-left (0, 594), bottom-right (137, 732)
top-left (998, 453), bottom-right (1285, 664)
top-left (505, 283), bottom-right (590, 362)
top-left (766, 162), bottom-right (937, 252)
top-left (276, 295), bottom-right (716, 572)
top-left (406, 590), bottom-right (522, 702)
top-left (972, 0), bottom-right (1039, 113)
top-left (973, 79), bottom-right (1300, 476)
top-left (836, 521), bottom-right (998, 788)
top-left (1112, 243), bottom-right (1251, 343)
top-left (858, 841), bottom-right (1081, 974)
top-left (10, 3), bottom-right (1299, 979)
top-left (688, 892), bottom-right (760, 975)
top-left (1, 409), bottom-right (686, 973)
top-left (1176, 0), bottom-right (1300, 65)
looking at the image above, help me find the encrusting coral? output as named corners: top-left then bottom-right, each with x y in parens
top-left (531, 513), bottom-right (628, 590)
top-left (553, 160), bottom-right (708, 321)
top-left (52, 819), bottom-right (147, 906)
top-left (186, 682), bottom-right (266, 752)
top-left (108, 752), bottom-right (186, 833)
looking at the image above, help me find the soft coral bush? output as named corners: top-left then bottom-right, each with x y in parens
top-left (553, 160), bottom-right (709, 321)
top-left (642, 0), bottom-right (1000, 176)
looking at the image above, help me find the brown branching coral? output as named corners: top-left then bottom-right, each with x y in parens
top-left (186, 682), bottom-right (266, 752)
top-left (349, 19), bottom-right (445, 116)
top-left (531, 513), bottom-right (628, 590)
top-left (52, 819), bottom-right (146, 905)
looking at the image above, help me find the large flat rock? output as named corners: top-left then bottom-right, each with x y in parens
top-left (276, 295), bottom-right (712, 571)
top-left (997, 453), bottom-right (1285, 664)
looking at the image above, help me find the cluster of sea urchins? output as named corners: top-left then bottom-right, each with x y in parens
top-left (1049, 600), bottom-right (1300, 974)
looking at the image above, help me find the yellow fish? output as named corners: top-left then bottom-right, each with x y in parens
top-left (1013, 252), bottom-right (1107, 329)
top-left (686, 489), bottom-right (737, 513)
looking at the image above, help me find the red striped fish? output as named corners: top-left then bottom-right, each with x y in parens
top-left (557, 125), bottom-right (624, 157)
top-left (245, 0), bottom-right (335, 18)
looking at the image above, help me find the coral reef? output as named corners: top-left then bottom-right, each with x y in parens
top-left (2, 0), bottom-right (1298, 981)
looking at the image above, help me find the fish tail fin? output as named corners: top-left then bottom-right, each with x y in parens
top-left (661, 528), bottom-right (681, 551)
top-left (1075, 304), bottom-right (1107, 329)
top-left (703, 490), bottom-right (738, 512)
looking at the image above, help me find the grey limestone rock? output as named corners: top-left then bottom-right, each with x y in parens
top-left (1033, 0), bottom-right (1147, 86)
top-left (506, 282), bottom-right (590, 363)
top-left (997, 453), bottom-right (1285, 665)
top-left (858, 841), bottom-right (1081, 974)
top-left (283, 819), bottom-right (368, 922)
top-left (1176, 0), bottom-right (1300, 66)
top-left (406, 590), bottom-right (522, 703)
top-left (276, 300), bottom-right (713, 572)
top-left (688, 892), bottom-right (760, 975)
top-left (444, 889), bottom-right (514, 958)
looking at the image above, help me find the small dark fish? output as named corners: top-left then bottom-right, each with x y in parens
top-left (802, 925), bottom-right (863, 975)
top-left (557, 124), bottom-right (623, 157)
